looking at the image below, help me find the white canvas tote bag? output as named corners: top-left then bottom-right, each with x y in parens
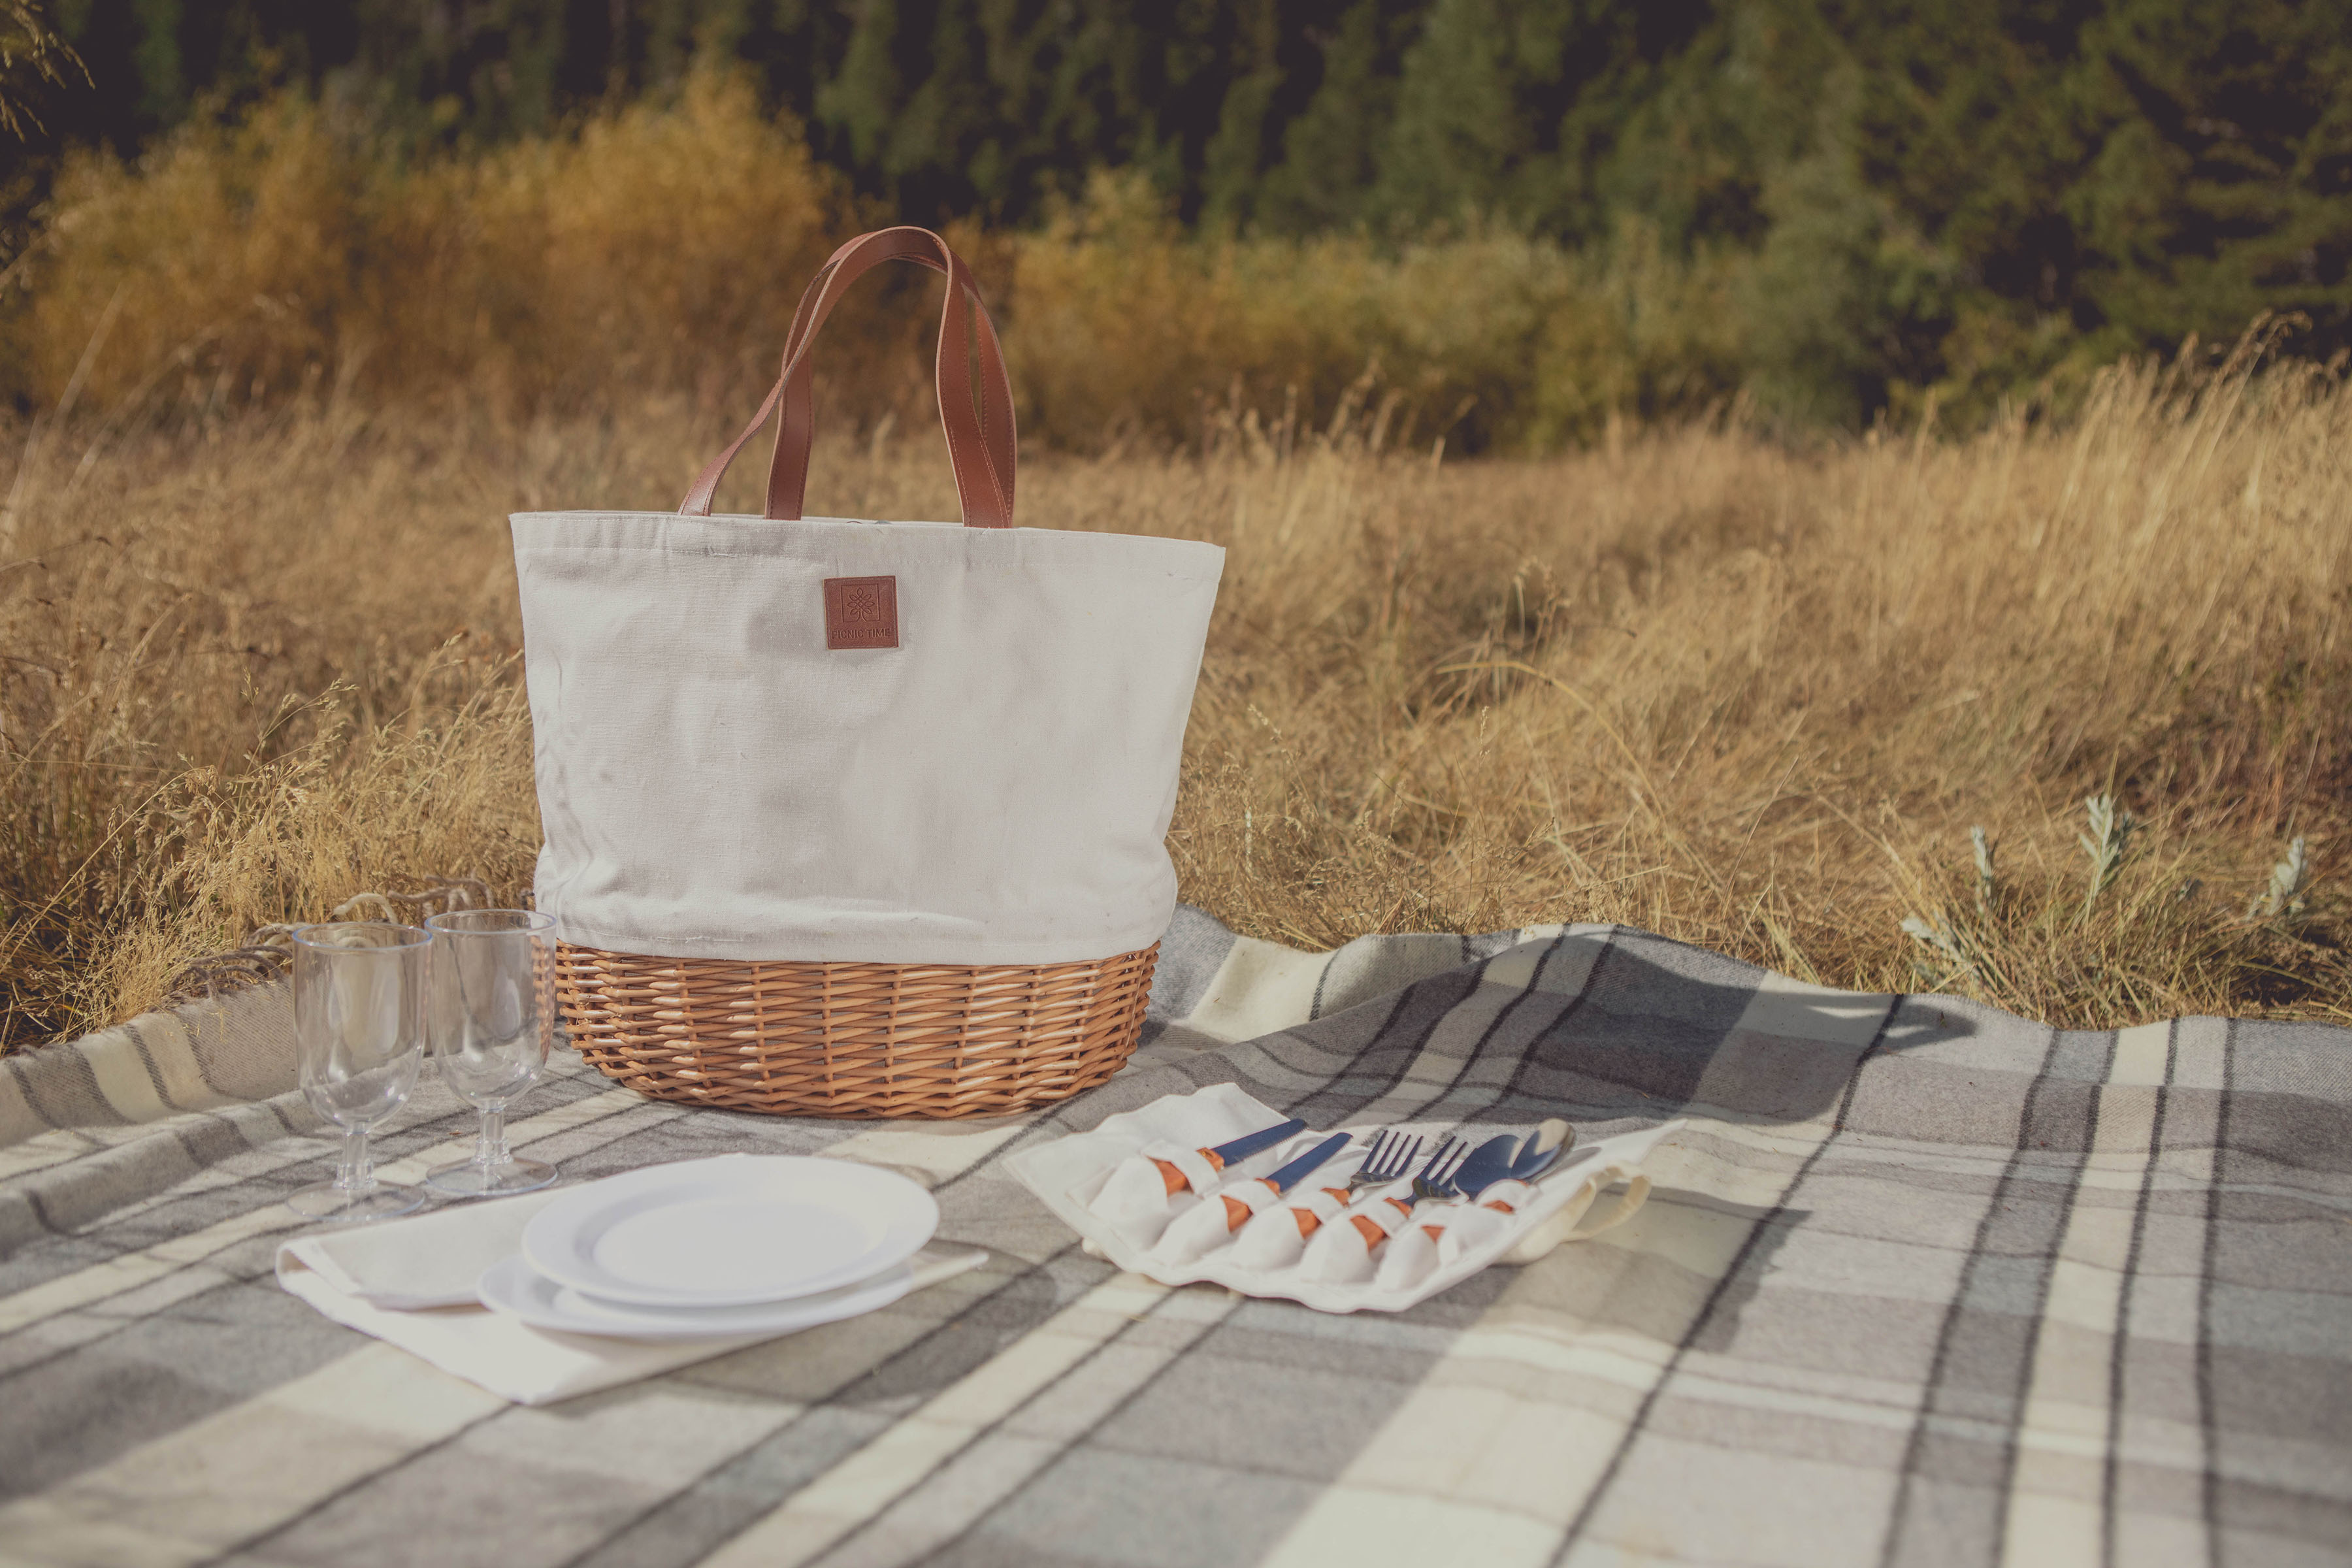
top-left (510, 228), bottom-right (1224, 969)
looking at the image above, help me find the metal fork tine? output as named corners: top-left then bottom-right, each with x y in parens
top-left (1341, 1128), bottom-right (1404, 1194)
top-left (1343, 1128), bottom-right (1454, 1196)
top-left (1399, 1134), bottom-right (1476, 1208)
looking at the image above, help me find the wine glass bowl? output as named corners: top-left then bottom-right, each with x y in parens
top-left (288, 921), bottom-right (431, 1222)
top-left (425, 907), bottom-right (559, 1198)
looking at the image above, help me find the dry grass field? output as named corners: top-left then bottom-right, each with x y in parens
top-left (3, 341), bottom-right (2347, 1049)
top-left (0, 77), bottom-right (2343, 1049)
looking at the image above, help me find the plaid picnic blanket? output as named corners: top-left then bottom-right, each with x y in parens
top-left (1, 907), bottom-right (2346, 1567)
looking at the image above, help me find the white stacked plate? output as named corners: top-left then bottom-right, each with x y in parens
top-left (477, 1155), bottom-right (939, 1340)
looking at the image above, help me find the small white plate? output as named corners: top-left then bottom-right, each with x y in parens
top-left (478, 1253), bottom-right (917, 1340)
top-left (521, 1155), bottom-right (937, 1308)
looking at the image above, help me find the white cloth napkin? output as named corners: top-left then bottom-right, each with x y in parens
top-left (275, 1192), bottom-right (987, 1406)
top-left (278, 1190), bottom-right (567, 1309)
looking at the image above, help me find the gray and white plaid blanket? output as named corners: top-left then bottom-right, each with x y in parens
top-left (2, 907), bottom-right (2346, 1566)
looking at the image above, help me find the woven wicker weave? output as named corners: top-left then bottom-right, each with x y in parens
top-left (554, 942), bottom-right (1158, 1119)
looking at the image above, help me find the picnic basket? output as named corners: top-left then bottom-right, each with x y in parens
top-left (551, 945), bottom-right (1159, 1119)
top-left (514, 228), bottom-right (1221, 1119)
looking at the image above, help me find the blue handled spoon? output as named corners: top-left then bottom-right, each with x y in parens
top-left (1458, 1120), bottom-right (1579, 1220)
top-left (1445, 1134), bottom-right (1522, 1201)
top-left (1445, 1120), bottom-right (1577, 1211)
top-left (1507, 1119), bottom-right (1575, 1182)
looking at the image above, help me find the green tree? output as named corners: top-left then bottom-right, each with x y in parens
top-left (2068, 0), bottom-right (2352, 355)
top-left (1773, 0), bottom-right (2352, 419)
top-left (1371, 0), bottom-right (1717, 240)
top-left (1252, 1), bottom-right (1416, 231)
top-left (10, 0), bottom-right (2351, 428)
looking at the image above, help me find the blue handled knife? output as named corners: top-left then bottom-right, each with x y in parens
top-left (1212, 1131), bottom-right (1355, 1233)
top-left (1260, 1132), bottom-right (1356, 1196)
top-left (1152, 1117), bottom-right (1307, 1194)
top-left (1207, 1118), bottom-right (1307, 1168)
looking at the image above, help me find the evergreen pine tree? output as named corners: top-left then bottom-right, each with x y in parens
top-left (1253, 1), bottom-right (1420, 233)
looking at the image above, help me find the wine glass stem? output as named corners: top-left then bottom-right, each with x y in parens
top-left (474, 1105), bottom-right (510, 1169)
top-left (336, 1128), bottom-right (374, 1194)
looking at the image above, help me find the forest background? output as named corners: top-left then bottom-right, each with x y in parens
top-left (2, 1), bottom-right (2349, 1048)
top-left (7, 0), bottom-right (2351, 434)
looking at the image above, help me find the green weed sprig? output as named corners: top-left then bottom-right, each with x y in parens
top-left (2251, 837), bottom-right (2311, 923)
top-left (2078, 795), bottom-right (2136, 923)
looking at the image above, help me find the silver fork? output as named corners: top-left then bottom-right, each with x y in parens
top-left (1345, 1135), bottom-right (1471, 1247)
top-left (1407, 1137), bottom-right (1473, 1206)
top-left (1344, 1129), bottom-right (1422, 1195)
top-left (1292, 1129), bottom-right (1418, 1215)
top-left (1288, 1128), bottom-right (1426, 1241)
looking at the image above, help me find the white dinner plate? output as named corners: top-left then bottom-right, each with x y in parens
top-left (521, 1155), bottom-right (938, 1308)
top-left (478, 1253), bottom-right (917, 1340)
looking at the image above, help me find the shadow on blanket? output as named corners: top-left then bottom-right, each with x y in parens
top-left (1124, 918), bottom-right (1969, 1135)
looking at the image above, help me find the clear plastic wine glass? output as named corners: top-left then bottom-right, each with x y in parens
top-left (288, 921), bottom-right (430, 1222)
top-left (424, 908), bottom-right (559, 1198)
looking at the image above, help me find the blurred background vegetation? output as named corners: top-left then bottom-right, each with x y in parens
top-left (5, 1), bottom-right (2349, 1045)
top-left (1, 0), bottom-right (2346, 442)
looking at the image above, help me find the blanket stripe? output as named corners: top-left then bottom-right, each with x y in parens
top-left (2000, 1021), bottom-right (2172, 1567)
top-left (0, 907), bottom-right (2344, 1568)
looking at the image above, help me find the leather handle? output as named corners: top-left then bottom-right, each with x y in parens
top-left (678, 227), bottom-right (1017, 527)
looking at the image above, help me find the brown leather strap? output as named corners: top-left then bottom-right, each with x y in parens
top-left (678, 227), bottom-right (1017, 528)
top-left (766, 229), bottom-right (1017, 524)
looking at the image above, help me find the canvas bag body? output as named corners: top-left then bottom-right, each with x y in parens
top-left (510, 229), bottom-right (1224, 967)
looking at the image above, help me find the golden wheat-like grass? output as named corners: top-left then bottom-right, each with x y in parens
top-left (3, 342), bottom-right (2345, 1047)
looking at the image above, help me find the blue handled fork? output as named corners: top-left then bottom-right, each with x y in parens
top-left (1407, 1138), bottom-right (1473, 1206)
top-left (1346, 1130), bottom-right (1422, 1194)
top-left (1276, 1126), bottom-right (1420, 1239)
top-left (1345, 1135), bottom-right (1471, 1246)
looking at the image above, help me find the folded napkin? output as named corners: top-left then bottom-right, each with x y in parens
top-left (276, 1192), bottom-right (988, 1406)
top-left (278, 1189), bottom-right (568, 1309)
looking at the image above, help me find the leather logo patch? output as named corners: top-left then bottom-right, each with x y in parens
top-left (823, 576), bottom-right (899, 649)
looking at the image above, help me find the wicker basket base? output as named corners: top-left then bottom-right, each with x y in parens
top-left (554, 941), bottom-right (1158, 1119)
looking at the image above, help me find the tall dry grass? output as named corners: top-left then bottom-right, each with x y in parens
top-left (3, 342), bottom-right (2346, 1047)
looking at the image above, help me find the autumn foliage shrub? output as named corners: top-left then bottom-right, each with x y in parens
top-left (11, 76), bottom-right (1742, 453)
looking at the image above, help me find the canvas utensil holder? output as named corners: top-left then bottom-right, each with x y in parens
top-left (511, 228), bottom-right (1224, 1118)
top-left (1004, 1085), bottom-right (1682, 1314)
